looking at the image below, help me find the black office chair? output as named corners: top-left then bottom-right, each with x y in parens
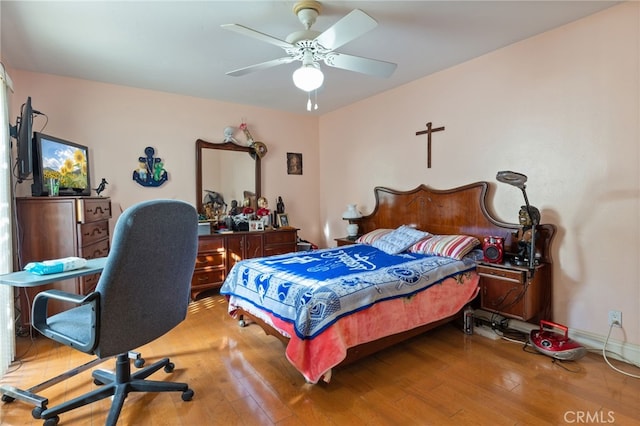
top-left (31, 199), bottom-right (198, 426)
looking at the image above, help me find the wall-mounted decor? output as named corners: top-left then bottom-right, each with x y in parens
top-left (287, 152), bottom-right (302, 175)
top-left (415, 122), bottom-right (445, 168)
top-left (133, 146), bottom-right (168, 187)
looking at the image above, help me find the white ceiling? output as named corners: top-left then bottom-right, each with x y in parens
top-left (1, 1), bottom-right (619, 115)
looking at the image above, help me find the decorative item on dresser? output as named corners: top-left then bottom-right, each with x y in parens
top-left (192, 228), bottom-right (298, 300)
top-left (15, 196), bottom-right (112, 327)
top-left (93, 178), bottom-right (109, 197)
top-left (277, 213), bottom-right (291, 228)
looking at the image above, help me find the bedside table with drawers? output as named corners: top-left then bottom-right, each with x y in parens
top-left (476, 261), bottom-right (550, 322)
top-left (334, 237), bottom-right (359, 246)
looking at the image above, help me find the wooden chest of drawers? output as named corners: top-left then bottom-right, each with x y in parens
top-left (16, 197), bottom-right (112, 326)
top-left (192, 236), bottom-right (226, 299)
top-left (192, 228), bottom-right (298, 299)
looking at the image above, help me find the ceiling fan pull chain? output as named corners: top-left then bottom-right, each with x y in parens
top-left (314, 89), bottom-right (318, 110)
top-left (306, 92), bottom-right (312, 111)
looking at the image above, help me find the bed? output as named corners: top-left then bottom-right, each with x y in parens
top-left (220, 182), bottom-right (554, 383)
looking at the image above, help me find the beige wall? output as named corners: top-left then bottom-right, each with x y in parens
top-left (320, 3), bottom-right (639, 346)
top-left (8, 73), bottom-right (321, 243)
top-left (7, 3), bottom-right (639, 349)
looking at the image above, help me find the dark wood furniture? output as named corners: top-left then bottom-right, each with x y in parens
top-left (477, 261), bottom-right (550, 321)
top-left (239, 182), bottom-right (555, 369)
top-left (192, 229), bottom-right (297, 299)
top-left (334, 237), bottom-right (357, 246)
top-left (15, 197), bottom-right (112, 326)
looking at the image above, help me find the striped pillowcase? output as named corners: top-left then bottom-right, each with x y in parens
top-left (355, 229), bottom-right (393, 245)
top-left (409, 234), bottom-right (480, 260)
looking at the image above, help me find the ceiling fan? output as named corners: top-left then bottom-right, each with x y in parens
top-left (222, 0), bottom-right (397, 97)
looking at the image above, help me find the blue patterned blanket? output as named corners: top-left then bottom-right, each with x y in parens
top-left (220, 244), bottom-right (476, 339)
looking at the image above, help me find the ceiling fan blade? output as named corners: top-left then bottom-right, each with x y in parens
top-left (221, 24), bottom-right (292, 49)
top-left (315, 9), bottom-right (378, 51)
top-left (226, 57), bottom-right (295, 77)
top-left (324, 52), bottom-right (397, 78)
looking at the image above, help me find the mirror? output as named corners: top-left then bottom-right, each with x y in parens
top-left (196, 139), bottom-right (262, 217)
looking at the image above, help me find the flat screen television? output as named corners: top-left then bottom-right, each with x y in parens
top-left (12, 96), bottom-right (34, 183)
top-left (32, 132), bottom-right (92, 196)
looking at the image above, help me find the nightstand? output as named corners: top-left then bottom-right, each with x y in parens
top-left (477, 261), bottom-right (549, 322)
top-left (335, 237), bottom-right (358, 246)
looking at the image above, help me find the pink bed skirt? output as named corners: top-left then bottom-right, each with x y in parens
top-left (227, 271), bottom-right (480, 383)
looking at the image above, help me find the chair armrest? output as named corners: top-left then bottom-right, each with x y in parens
top-left (34, 289), bottom-right (94, 305)
top-left (32, 290), bottom-right (100, 354)
top-left (32, 290), bottom-right (98, 323)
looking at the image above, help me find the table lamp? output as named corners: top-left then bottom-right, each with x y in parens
top-left (342, 204), bottom-right (363, 239)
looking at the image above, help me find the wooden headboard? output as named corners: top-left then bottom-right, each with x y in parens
top-left (356, 182), bottom-right (555, 264)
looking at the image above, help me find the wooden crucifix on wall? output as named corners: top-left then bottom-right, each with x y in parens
top-left (415, 122), bottom-right (445, 168)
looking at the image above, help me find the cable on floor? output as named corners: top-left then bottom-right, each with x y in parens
top-left (602, 323), bottom-right (640, 379)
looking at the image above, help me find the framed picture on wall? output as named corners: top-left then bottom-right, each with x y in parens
top-left (287, 153), bottom-right (302, 175)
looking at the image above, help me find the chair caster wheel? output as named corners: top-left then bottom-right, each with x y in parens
top-left (2, 394), bottom-right (15, 403)
top-left (239, 319), bottom-right (246, 327)
top-left (93, 378), bottom-right (104, 386)
top-left (134, 358), bottom-right (145, 368)
top-left (164, 362), bottom-right (175, 373)
top-left (43, 416), bottom-right (60, 426)
top-left (182, 388), bottom-right (194, 401)
top-left (32, 406), bottom-right (45, 419)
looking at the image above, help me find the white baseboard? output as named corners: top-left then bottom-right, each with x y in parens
top-left (474, 309), bottom-right (640, 366)
top-left (569, 327), bottom-right (640, 366)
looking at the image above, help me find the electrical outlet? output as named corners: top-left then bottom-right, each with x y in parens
top-left (608, 310), bottom-right (622, 327)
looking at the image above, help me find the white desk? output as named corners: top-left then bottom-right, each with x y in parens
top-left (0, 257), bottom-right (108, 410)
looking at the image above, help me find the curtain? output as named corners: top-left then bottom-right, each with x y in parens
top-left (0, 63), bottom-right (16, 377)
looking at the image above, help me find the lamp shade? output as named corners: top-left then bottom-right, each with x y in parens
top-left (292, 63), bottom-right (324, 92)
top-left (342, 204), bottom-right (362, 219)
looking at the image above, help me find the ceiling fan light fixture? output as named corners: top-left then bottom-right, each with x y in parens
top-left (292, 63), bottom-right (324, 92)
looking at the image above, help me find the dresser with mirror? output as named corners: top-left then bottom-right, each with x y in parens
top-left (192, 138), bottom-right (297, 299)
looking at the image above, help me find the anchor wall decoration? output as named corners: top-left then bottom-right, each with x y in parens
top-left (133, 146), bottom-right (168, 187)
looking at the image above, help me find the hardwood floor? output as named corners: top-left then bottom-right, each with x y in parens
top-left (2, 293), bottom-right (639, 425)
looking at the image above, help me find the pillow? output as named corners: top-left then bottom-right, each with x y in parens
top-left (409, 234), bottom-right (480, 260)
top-left (465, 248), bottom-right (485, 262)
top-left (372, 225), bottom-right (430, 255)
top-left (356, 229), bottom-right (393, 245)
